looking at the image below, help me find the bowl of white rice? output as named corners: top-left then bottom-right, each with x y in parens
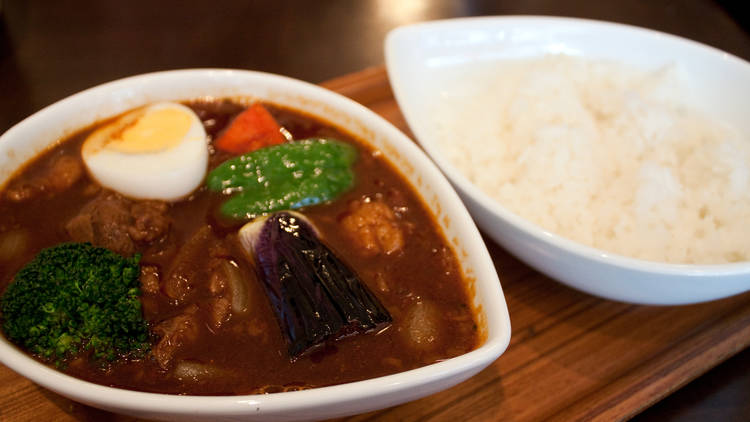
top-left (386, 16), bottom-right (750, 304)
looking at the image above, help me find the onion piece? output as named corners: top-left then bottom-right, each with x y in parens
top-left (220, 259), bottom-right (250, 315)
top-left (173, 360), bottom-right (227, 382)
top-left (402, 300), bottom-right (440, 351)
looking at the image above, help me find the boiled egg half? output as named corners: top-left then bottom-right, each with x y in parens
top-left (82, 102), bottom-right (208, 201)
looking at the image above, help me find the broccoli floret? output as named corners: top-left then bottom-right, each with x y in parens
top-left (1, 242), bottom-right (151, 365)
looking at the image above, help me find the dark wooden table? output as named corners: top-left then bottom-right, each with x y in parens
top-left (1, 1), bottom-right (749, 421)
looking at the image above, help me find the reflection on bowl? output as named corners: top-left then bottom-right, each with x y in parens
top-left (386, 16), bottom-right (750, 304)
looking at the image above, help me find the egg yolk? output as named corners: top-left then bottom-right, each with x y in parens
top-left (108, 108), bottom-right (192, 153)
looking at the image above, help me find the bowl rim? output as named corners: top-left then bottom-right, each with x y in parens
top-left (386, 15), bottom-right (750, 275)
top-left (0, 68), bottom-right (511, 416)
top-left (386, 14), bottom-right (750, 70)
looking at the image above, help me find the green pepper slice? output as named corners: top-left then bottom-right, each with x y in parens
top-left (207, 138), bottom-right (357, 220)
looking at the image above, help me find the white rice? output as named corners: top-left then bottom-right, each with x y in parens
top-left (427, 55), bottom-right (750, 264)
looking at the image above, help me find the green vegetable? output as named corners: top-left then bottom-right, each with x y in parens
top-left (0, 243), bottom-right (150, 365)
top-left (207, 138), bottom-right (357, 220)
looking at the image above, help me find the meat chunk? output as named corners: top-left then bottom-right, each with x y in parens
top-left (181, 255), bottom-right (252, 331)
top-left (65, 192), bottom-right (170, 256)
top-left (152, 305), bottom-right (200, 370)
top-left (162, 226), bottom-right (212, 303)
top-left (205, 257), bottom-right (251, 329)
top-left (161, 229), bottom-right (242, 307)
top-left (66, 193), bottom-right (135, 255)
top-left (340, 198), bottom-right (404, 256)
top-left (5, 154), bottom-right (83, 202)
top-left (129, 202), bottom-right (171, 242)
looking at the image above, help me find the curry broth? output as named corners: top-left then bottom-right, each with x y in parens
top-left (0, 100), bottom-right (479, 395)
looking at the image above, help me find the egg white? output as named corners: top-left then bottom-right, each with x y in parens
top-left (82, 102), bottom-right (208, 201)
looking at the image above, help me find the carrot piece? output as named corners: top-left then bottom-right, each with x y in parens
top-left (214, 103), bottom-right (286, 154)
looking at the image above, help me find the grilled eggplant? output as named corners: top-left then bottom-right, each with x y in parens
top-left (238, 211), bottom-right (392, 359)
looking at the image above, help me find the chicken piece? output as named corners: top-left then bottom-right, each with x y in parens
top-left (340, 198), bottom-right (404, 256)
top-left (47, 155), bottom-right (84, 191)
top-left (152, 305), bottom-right (200, 369)
top-left (5, 155), bottom-right (83, 202)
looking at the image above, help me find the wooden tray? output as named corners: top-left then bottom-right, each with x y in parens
top-left (2, 67), bottom-right (750, 422)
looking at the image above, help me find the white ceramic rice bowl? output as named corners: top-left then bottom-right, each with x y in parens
top-left (386, 16), bottom-right (750, 305)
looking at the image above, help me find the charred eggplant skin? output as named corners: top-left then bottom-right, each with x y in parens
top-left (240, 212), bottom-right (392, 359)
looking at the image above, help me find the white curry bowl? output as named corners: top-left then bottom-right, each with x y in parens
top-left (386, 16), bottom-right (750, 305)
top-left (0, 69), bottom-right (511, 421)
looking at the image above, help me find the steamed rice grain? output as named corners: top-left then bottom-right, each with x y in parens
top-left (428, 56), bottom-right (750, 264)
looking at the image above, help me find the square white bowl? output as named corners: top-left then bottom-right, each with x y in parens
top-left (386, 16), bottom-right (750, 305)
